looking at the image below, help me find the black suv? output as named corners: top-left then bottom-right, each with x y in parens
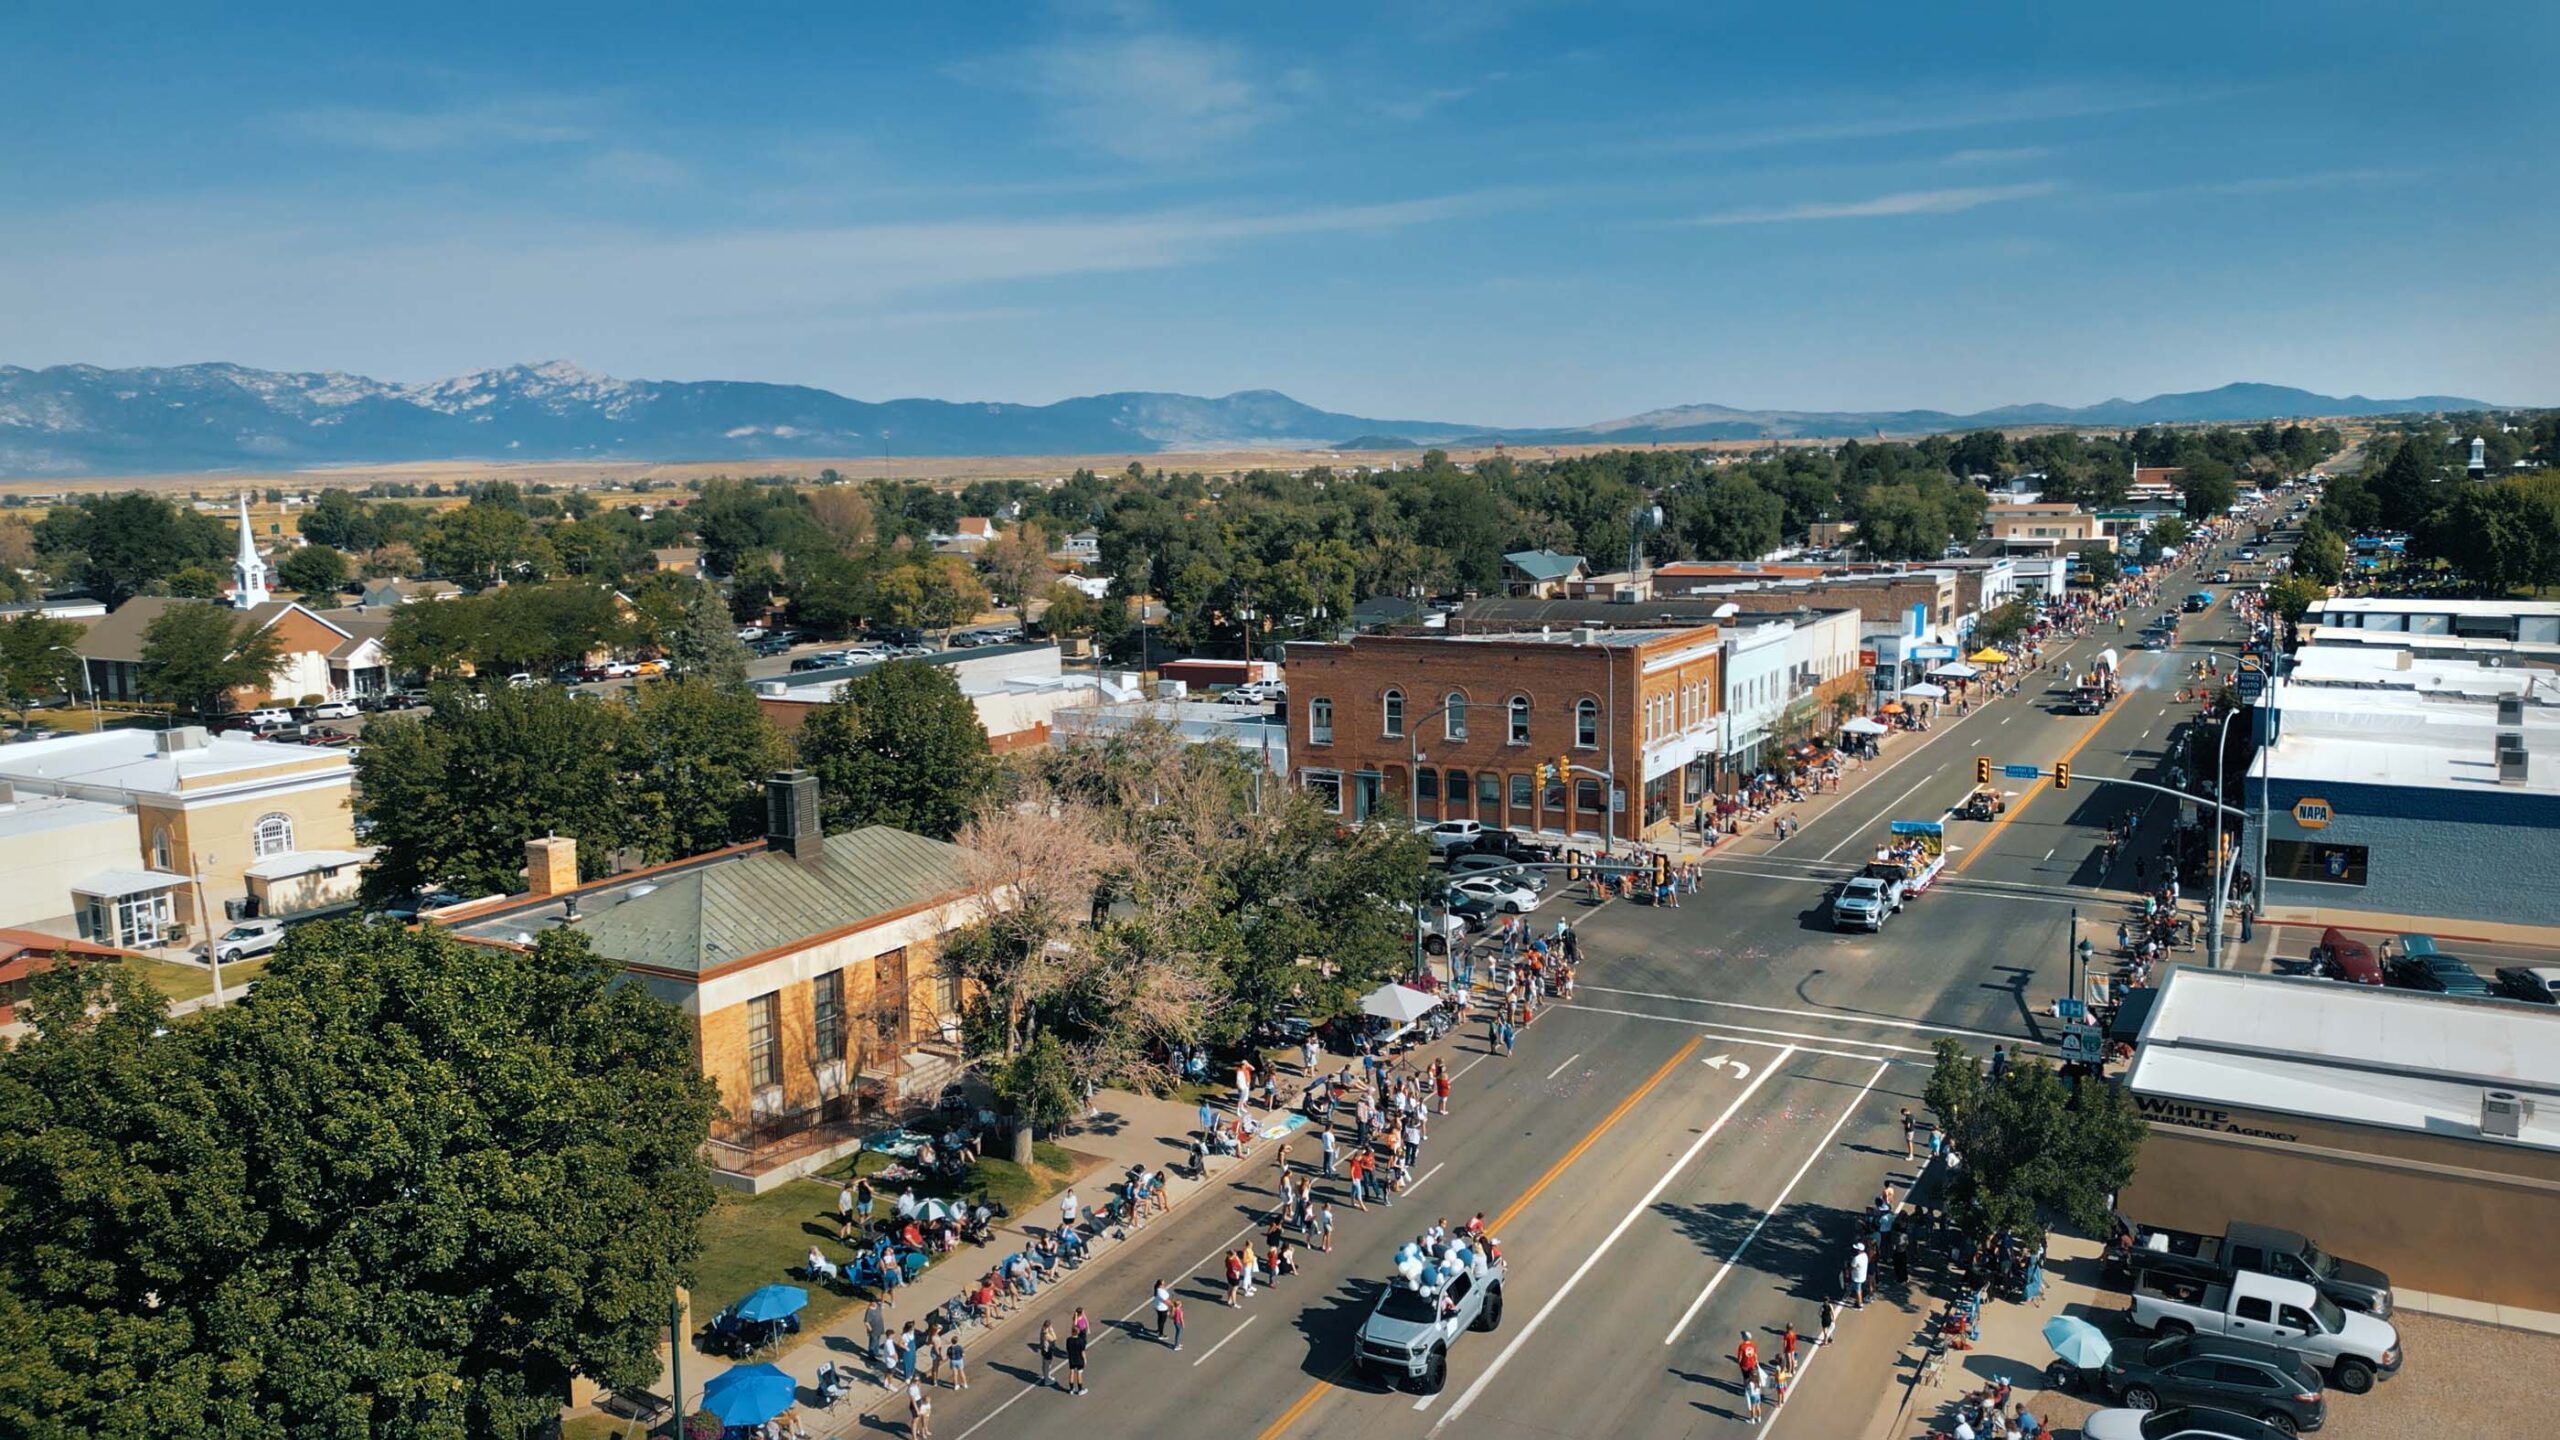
top-left (2104, 1334), bottom-right (2325, 1433)
top-left (865, 625), bottom-right (926, 648)
top-left (1461, 827), bottom-right (1557, 865)
top-left (2383, 955), bottom-right (2493, 996)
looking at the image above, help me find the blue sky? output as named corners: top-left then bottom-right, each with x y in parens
top-left (3, 2), bottom-right (2553, 425)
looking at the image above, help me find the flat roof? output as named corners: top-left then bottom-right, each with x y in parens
top-left (2129, 967), bottom-right (2560, 1152)
top-left (0, 728), bottom-right (347, 795)
top-left (2309, 597), bottom-right (2560, 619)
top-left (0, 793), bottom-right (133, 840)
top-left (2282, 647), bottom-right (2557, 696)
top-left (1447, 628), bottom-right (1677, 647)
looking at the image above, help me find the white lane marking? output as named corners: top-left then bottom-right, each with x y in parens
top-left (1663, 1058), bottom-right (1893, 1344)
top-left (1407, 1161), bottom-right (1446, 1195)
top-left (1451, 1051), bottom-right (1491, 1082)
top-left (1569, 1006), bottom-right (1930, 1060)
top-left (1812, 730), bottom-right (1984, 861)
top-left (951, 1217), bottom-right (1260, 1440)
top-left (1545, 1052), bottom-right (1583, 1081)
top-left (1578, 985), bottom-right (2021, 1045)
top-left (2044, 846), bottom-right (2056, 860)
top-left (2000, 714), bottom-right (2013, 725)
top-left (1430, 1051), bottom-right (1795, 1435)
top-left (1190, 1313), bottom-right (1255, 1367)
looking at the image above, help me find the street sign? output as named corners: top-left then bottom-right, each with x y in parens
top-left (2292, 797), bottom-right (2334, 829)
top-left (2237, 672), bottom-right (2266, 701)
top-left (2059, 1025), bottom-right (2105, 1065)
top-left (2002, 763), bottom-right (2041, 779)
top-left (2054, 998), bottom-right (2089, 1022)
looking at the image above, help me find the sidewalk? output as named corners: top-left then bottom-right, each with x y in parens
top-left (1849, 1232), bottom-right (2114, 1440)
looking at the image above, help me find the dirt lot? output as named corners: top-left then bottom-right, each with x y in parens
top-left (2305, 1310), bottom-right (2550, 1439)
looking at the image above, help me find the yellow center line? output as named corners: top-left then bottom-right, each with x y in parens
top-left (1252, 1034), bottom-right (1703, 1440)
top-left (1956, 671), bottom-right (2164, 874)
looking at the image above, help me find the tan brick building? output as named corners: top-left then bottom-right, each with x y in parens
top-left (448, 772), bottom-right (992, 1191)
top-left (1986, 501), bottom-right (2108, 551)
top-left (1283, 624), bottom-right (1723, 843)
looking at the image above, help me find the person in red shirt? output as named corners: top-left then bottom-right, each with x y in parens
top-left (1736, 1331), bottom-right (1759, 1383)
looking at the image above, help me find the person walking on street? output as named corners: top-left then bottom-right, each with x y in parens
top-left (1781, 1321), bottom-right (1799, 1369)
top-left (1817, 1299), bottom-right (1837, 1346)
top-left (1901, 1108), bottom-right (1917, 1161)
top-left (1850, 1242), bottom-right (1872, 1307)
top-left (1434, 1059), bottom-right (1451, 1116)
top-left (907, 1379), bottom-right (933, 1439)
top-left (1038, 1319), bottom-right (1062, 1389)
top-left (1064, 1322), bottom-right (1088, 1396)
top-left (1152, 1279), bottom-right (1172, 1340)
top-left (1320, 1126), bottom-right (1338, 1177)
top-left (1743, 1364), bottom-right (1765, 1425)
top-left (1316, 1201), bottom-right (1335, 1252)
top-left (865, 1300), bottom-right (891, 1386)
top-left (1224, 1249), bottom-right (1245, 1306)
top-left (947, 1334), bottom-right (968, 1391)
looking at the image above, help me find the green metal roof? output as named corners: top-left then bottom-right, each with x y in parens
top-left (1502, 548), bottom-right (1587, 581)
top-left (571, 825), bottom-right (975, 973)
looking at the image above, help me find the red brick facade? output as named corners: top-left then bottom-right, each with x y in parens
top-left (1283, 626), bottom-right (1723, 843)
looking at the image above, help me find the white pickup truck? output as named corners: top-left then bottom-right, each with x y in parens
top-left (2129, 1267), bottom-right (2402, 1394)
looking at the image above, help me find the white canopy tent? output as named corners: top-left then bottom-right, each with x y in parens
top-left (1841, 717), bottom-right (1890, 735)
top-left (1359, 983), bottom-right (1440, 1024)
top-left (1927, 661), bottom-right (1980, 679)
top-left (1901, 682), bottom-right (1949, 700)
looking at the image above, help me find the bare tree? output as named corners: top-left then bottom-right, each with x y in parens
top-left (946, 781), bottom-right (1124, 1063)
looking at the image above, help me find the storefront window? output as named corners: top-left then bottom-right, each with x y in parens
top-left (1308, 697), bottom-right (1333, 745)
top-left (1303, 769), bottom-right (1343, 813)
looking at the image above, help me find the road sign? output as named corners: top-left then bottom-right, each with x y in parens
top-left (2292, 797), bottom-right (2334, 829)
top-left (2059, 1025), bottom-right (2105, 1065)
top-left (2237, 672), bottom-right (2266, 701)
top-left (2054, 998), bottom-right (2089, 1022)
top-left (2002, 763), bottom-right (2041, 779)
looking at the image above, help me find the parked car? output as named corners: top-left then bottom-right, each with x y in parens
top-left (1226, 681), bottom-right (1285, 704)
top-left (596, 660), bottom-right (640, 679)
top-left (2128, 1269), bottom-right (2400, 1394)
top-left (244, 707), bottom-right (296, 730)
top-left (750, 637), bottom-right (793, 656)
top-left (1422, 820), bottom-right (1485, 853)
top-left (1443, 893), bottom-right (1501, 930)
top-left (1447, 874), bottom-right (1538, 913)
top-left (789, 656), bottom-right (839, 673)
top-left (735, 625), bottom-right (768, 641)
top-left (865, 625), bottom-right (926, 648)
top-left (1448, 852), bottom-right (1546, 890)
top-left (2116, 1220), bottom-right (2393, 1317)
top-left (205, 917), bottom-right (286, 964)
top-left (304, 699), bottom-right (359, 721)
top-left (2494, 965), bottom-right (2560, 1005)
top-left (2383, 954), bottom-right (2493, 996)
top-left (2303, 928), bottom-right (2382, 986)
top-left (2083, 1407), bottom-right (2299, 1440)
top-left (503, 672), bottom-right (539, 689)
top-left (2103, 1334), bottom-right (2326, 1435)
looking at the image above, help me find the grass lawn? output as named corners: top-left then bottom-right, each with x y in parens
top-left (688, 1139), bottom-right (1084, 1344)
top-left (112, 955), bottom-right (271, 1005)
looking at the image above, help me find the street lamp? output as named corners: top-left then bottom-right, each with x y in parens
top-left (2200, 652), bottom-right (2272, 970)
top-left (1406, 698), bottom-right (1466, 983)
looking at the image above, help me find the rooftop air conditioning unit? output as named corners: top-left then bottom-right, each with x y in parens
top-left (2498, 743), bottom-right (2529, 785)
top-left (1572, 627), bottom-right (1599, 646)
top-left (2482, 1089), bottom-right (2528, 1139)
top-left (2498, 696), bottom-right (2524, 726)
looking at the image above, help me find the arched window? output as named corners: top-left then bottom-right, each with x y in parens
top-left (1382, 688), bottom-right (1405, 738)
top-left (252, 812), bottom-right (294, 858)
top-left (150, 826), bottom-right (173, 871)
top-left (1575, 698), bottom-right (1599, 748)
top-left (1508, 694), bottom-right (1530, 744)
top-left (1444, 691), bottom-right (1467, 741)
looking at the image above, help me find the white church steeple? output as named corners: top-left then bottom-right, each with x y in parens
top-left (232, 493), bottom-right (270, 609)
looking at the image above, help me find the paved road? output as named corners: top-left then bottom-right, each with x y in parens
top-left (823, 517), bottom-right (2302, 1440)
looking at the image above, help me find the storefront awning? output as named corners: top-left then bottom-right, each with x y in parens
top-left (74, 868), bottom-right (186, 900)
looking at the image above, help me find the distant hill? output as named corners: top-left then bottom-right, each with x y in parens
top-left (0, 361), bottom-right (2504, 477)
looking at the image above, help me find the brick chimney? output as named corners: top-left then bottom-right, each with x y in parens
top-left (766, 769), bottom-right (823, 865)
top-left (526, 835), bottom-right (579, 897)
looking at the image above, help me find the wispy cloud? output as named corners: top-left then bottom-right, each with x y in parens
top-left (275, 96), bottom-right (601, 153)
top-left (1678, 182), bottom-right (2058, 227)
top-left (2194, 167), bottom-right (2403, 196)
top-left (961, 31), bottom-right (1295, 162)
top-left (1942, 146), bottom-right (2052, 166)
top-left (1632, 85), bottom-right (2225, 158)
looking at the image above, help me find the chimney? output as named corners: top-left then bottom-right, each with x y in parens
top-left (766, 769), bottom-right (823, 864)
top-left (526, 835), bottom-right (579, 897)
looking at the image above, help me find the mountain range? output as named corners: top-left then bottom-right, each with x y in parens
top-left (0, 361), bottom-right (2500, 478)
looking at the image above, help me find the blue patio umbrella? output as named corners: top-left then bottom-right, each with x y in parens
top-left (701, 1363), bottom-right (796, 1427)
top-left (2041, 1314), bottom-right (2112, 1370)
top-left (735, 1283), bottom-right (809, 1323)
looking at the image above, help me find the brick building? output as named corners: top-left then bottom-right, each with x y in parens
top-left (1283, 624), bottom-right (1723, 842)
top-left (448, 771), bottom-right (992, 1191)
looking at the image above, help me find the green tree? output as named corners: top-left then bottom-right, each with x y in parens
top-left (383, 593), bottom-right (495, 677)
top-left (2177, 462), bottom-right (2240, 521)
top-left (623, 678), bottom-right (793, 860)
top-left (138, 602), bottom-right (283, 715)
top-left (794, 660), bottom-right (995, 837)
top-left (2368, 439), bottom-right (2441, 534)
top-left (661, 581), bottom-right (753, 685)
top-left (161, 564), bottom-right (226, 599)
top-left (0, 614), bottom-right (83, 718)
top-left (1924, 1039), bottom-right (2146, 1241)
top-left (2073, 544), bottom-right (2123, 586)
top-left (355, 682), bottom-right (633, 900)
top-left (977, 521), bottom-right (1052, 608)
top-left (2292, 527), bottom-right (2347, 585)
top-left (1970, 601), bottom-right (2030, 651)
top-left (33, 493), bottom-right (230, 606)
top-left (2264, 574), bottom-right (2326, 625)
top-left (0, 926), bottom-right (718, 1440)
top-left (419, 501), bottom-right (540, 589)
top-left (296, 488), bottom-right (387, 551)
top-left (1671, 474), bottom-right (1785, 559)
top-left (275, 543), bottom-right (349, 596)
top-left (2146, 516), bottom-right (2190, 554)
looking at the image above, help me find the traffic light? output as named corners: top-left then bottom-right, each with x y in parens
top-left (1976, 755), bottom-right (1991, 785)
top-left (1534, 762), bottom-right (1551, 787)
top-left (2053, 761), bottom-right (2071, 790)
top-left (1556, 754), bottom-right (1572, 787)
top-left (1652, 852), bottom-right (1670, 888)
top-left (1564, 852), bottom-right (1580, 882)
